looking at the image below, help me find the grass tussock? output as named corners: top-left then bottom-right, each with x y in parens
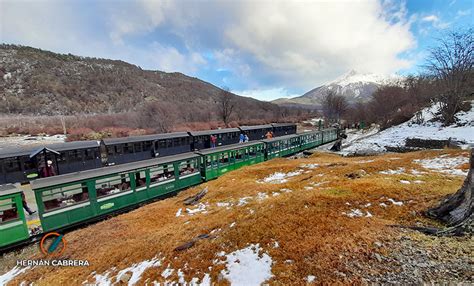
top-left (10, 149), bottom-right (469, 285)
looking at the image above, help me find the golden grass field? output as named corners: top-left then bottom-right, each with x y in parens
top-left (6, 149), bottom-right (473, 285)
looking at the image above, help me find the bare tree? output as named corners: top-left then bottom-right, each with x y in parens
top-left (218, 87), bottom-right (235, 127)
top-left (322, 91), bottom-right (348, 123)
top-left (424, 28), bottom-right (474, 124)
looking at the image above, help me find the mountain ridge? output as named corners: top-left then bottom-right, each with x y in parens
top-left (273, 70), bottom-right (403, 108)
top-left (0, 44), bottom-right (280, 122)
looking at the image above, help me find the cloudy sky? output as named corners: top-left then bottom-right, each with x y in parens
top-left (1, 0), bottom-right (472, 101)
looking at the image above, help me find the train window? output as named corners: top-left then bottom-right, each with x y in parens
top-left (235, 149), bottom-right (243, 161)
top-left (220, 153), bottom-right (229, 165)
top-left (96, 173), bottom-right (131, 198)
top-left (158, 140), bottom-right (166, 149)
top-left (150, 165), bottom-right (175, 184)
top-left (134, 143), bottom-right (143, 153)
top-left (126, 143), bottom-right (135, 154)
top-left (85, 148), bottom-right (96, 160)
top-left (4, 157), bottom-right (21, 172)
top-left (173, 138), bottom-right (180, 147)
top-left (179, 159), bottom-right (197, 176)
top-left (22, 157), bottom-right (35, 170)
top-left (42, 183), bottom-right (89, 211)
top-left (143, 141), bottom-right (152, 151)
top-left (166, 139), bottom-right (173, 148)
top-left (135, 170), bottom-right (147, 189)
top-left (0, 198), bottom-right (19, 223)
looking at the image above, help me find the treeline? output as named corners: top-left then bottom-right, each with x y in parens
top-left (323, 28), bottom-right (473, 129)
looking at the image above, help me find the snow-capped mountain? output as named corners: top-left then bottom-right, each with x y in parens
top-left (273, 70), bottom-right (402, 107)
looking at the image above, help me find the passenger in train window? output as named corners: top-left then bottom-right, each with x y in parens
top-left (265, 131), bottom-right (272, 139)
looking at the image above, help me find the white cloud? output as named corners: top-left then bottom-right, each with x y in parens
top-left (233, 87), bottom-right (301, 102)
top-left (420, 14), bottom-right (450, 29)
top-left (421, 15), bottom-right (439, 22)
top-left (1, 0), bottom-right (418, 91)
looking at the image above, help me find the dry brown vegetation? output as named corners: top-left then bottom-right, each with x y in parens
top-left (7, 149), bottom-right (472, 285)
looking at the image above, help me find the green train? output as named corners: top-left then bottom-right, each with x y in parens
top-left (0, 128), bottom-right (338, 251)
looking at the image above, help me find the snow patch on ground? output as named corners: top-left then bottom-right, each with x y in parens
top-left (117, 257), bottom-right (162, 285)
top-left (342, 209), bottom-right (373, 218)
top-left (379, 168), bottom-right (405, 175)
top-left (300, 163), bottom-right (319, 169)
top-left (0, 267), bottom-right (30, 285)
top-left (220, 244), bottom-right (273, 286)
top-left (306, 275), bottom-right (317, 283)
top-left (185, 203), bottom-right (208, 215)
top-left (414, 156), bottom-right (469, 176)
top-left (257, 170), bottom-right (303, 184)
top-left (341, 101), bottom-right (474, 154)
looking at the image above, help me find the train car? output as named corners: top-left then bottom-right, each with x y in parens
top-left (322, 128), bottom-right (338, 143)
top-left (0, 141), bottom-right (102, 185)
top-left (271, 123), bottom-right (297, 137)
top-left (31, 152), bottom-right (201, 232)
top-left (0, 128), bottom-right (340, 251)
top-left (197, 142), bottom-right (265, 181)
top-left (298, 130), bottom-right (323, 150)
top-left (0, 184), bottom-right (29, 248)
top-left (189, 128), bottom-right (241, 150)
top-left (103, 132), bottom-right (191, 165)
top-left (239, 125), bottom-right (273, 141)
top-left (262, 134), bottom-right (300, 160)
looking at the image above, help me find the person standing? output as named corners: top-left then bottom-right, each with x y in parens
top-left (210, 135), bottom-right (217, 148)
top-left (41, 160), bottom-right (56, 178)
top-left (244, 134), bottom-right (249, 142)
top-left (21, 192), bottom-right (36, 215)
top-left (265, 131), bottom-right (272, 139)
top-left (239, 133), bottom-right (245, 143)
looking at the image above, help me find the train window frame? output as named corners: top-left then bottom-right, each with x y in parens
top-left (42, 183), bottom-right (90, 212)
top-left (149, 164), bottom-right (175, 185)
top-left (95, 173), bottom-right (131, 199)
top-left (219, 152), bottom-right (230, 166)
top-left (4, 157), bottom-right (21, 172)
top-left (179, 159), bottom-right (198, 176)
top-left (235, 149), bottom-right (244, 161)
top-left (0, 198), bottom-right (19, 224)
top-left (134, 170), bottom-right (147, 190)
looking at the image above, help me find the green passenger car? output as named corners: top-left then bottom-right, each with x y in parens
top-left (322, 128), bottom-right (338, 143)
top-left (262, 134), bottom-right (300, 160)
top-left (0, 185), bottom-right (29, 248)
top-left (31, 153), bottom-right (202, 232)
top-left (298, 130), bottom-right (323, 150)
top-left (198, 142), bottom-right (265, 181)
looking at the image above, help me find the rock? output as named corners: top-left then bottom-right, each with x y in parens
top-left (119, 272), bottom-right (131, 283)
top-left (374, 253), bottom-right (383, 262)
top-left (374, 241), bottom-right (383, 248)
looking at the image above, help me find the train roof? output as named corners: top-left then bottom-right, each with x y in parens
top-left (103, 132), bottom-right (190, 145)
top-left (189, 128), bottom-right (240, 136)
top-left (261, 134), bottom-right (298, 143)
top-left (0, 140), bottom-right (100, 159)
top-left (31, 152), bottom-right (200, 190)
top-left (271, 123), bottom-right (296, 127)
top-left (239, 125), bottom-right (273, 131)
top-left (0, 184), bottom-right (22, 196)
top-left (197, 141), bottom-right (264, 155)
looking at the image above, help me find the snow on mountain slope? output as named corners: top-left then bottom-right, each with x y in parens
top-left (342, 101), bottom-right (474, 155)
top-left (273, 70), bottom-right (402, 107)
